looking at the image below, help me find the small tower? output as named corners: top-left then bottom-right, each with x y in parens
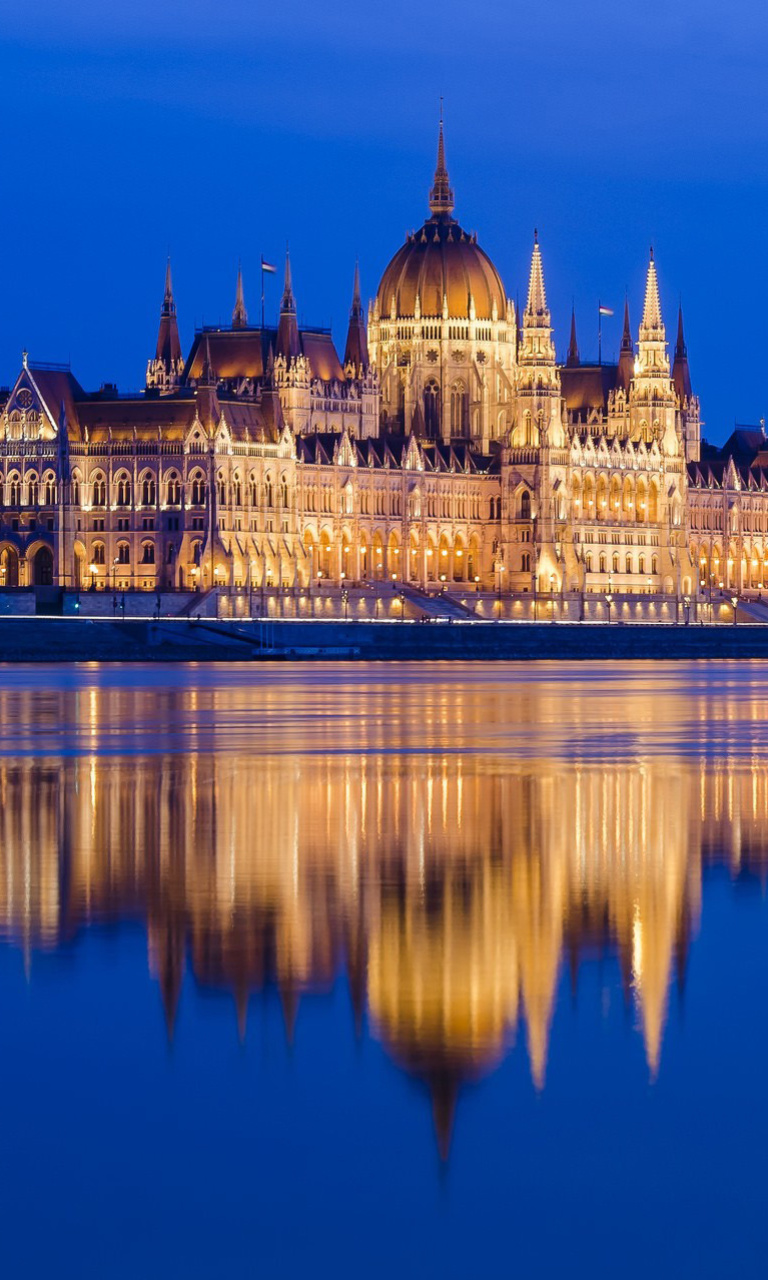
top-left (232, 263), bottom-right (248, 329)
top-left (275, 249), bottom-right (301, 361)
top-left (672, 305), bottom-right (692, 402)
top-left (636, 249), bottom-right (669, 379)
top-left (429, 110), bottom-right (455, 219)
top-left (146, 259), bottom-right (183, 393)
top-left (343, 261), bottom-right (369, 372)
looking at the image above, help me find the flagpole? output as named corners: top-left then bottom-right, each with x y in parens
top-left (261, 260), bottom-right (265, 332)
top-left (598, 299), bottom-right (602, 366)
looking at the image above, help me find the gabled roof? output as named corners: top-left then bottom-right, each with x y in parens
top-left (26, 364), bottom-right (85, 436)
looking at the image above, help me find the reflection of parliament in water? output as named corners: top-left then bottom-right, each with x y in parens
top-left (1, 691), bottom-right (766, 1154)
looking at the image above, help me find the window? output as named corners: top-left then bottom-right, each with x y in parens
top-left (92, 476), bottom-right (106, 507)
top-left (140, 541), bottom-right (155, 565)
top-left (450, 382), bottom-right (468, 435)
top-left (116, 475), bottom-right (131, 507)
top-left (423, 380), bottom-right (440, 438)
top-left (519, 490), bottom-right (531, 520)
top-left (265, 476), bottom-right (274, 508)
top-left (166, 473), bottom-right (181, 506)
top-left (27, 476), bottom-right (39, 506)
top-left (232, 477), bottom-right (242, 507)
top-left (45, 477), bottom-right (56, 505)
top-left (191, 474), bottom-right (206, 506)
top-left (117, 542), bottom-right (130, 565)
top-left (72, 477), bottom-right (81, 506)
top-left (141, 476), bottom-right (156, 506)
top-left (92, 542), bottom-right (105, 566)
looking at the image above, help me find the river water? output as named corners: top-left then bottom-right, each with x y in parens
top-left (1, 662), bottom-right (767, 1277)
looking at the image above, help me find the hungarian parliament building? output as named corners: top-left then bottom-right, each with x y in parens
top-left (0, 124), bottom-right (764, 611)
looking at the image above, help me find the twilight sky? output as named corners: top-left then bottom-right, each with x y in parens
top-left (2, 0), bottom-right (768, 441)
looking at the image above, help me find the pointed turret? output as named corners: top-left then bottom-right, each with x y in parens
top-left (428, 111), bottom-right (455, 218)
top-left (524, 231), bottom-right (549, 326)
top-left (616, 297), bottom-right (634, 392)
top-left (276, 248), bottom-right (301, 361)
top-left (636, 248), bottom-right (670, 380)
top-left (641, 248), bottom-right (663, 332)
top-left (232, 263), bottom-right (248, 329)
top-left (566, 307), bottom-right (579, 367)
top-left (343, 260), bottom-right (369, 372)
top-left (156, 258), bottom-right (182, 365)
top-left (147, 258), bottom-right (183, 392)
top-left (672, 304), bottom-right (692, 402)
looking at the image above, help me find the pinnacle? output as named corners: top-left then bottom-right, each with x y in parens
top-left (232, 262), bottom-right (247, 328)
top-left (642, 251), bottom-right (663, 331)
top-left (525, 235), bottom-right (548, 321)
top-left (428, 110), bottom-right (455, 217)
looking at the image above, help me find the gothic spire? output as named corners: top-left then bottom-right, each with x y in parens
top-left (232, 262), bottom-right (248, 329)
top-left (566, 306), bottom-right (579, 367)
top-left (276, 246), bottom-right (301, 360)
top-left (672, 303), bottom-right (692, 402)
top-left (524, 231), bottom-right (549, 324)
top-left (155, 257), bottom-right (182, 366)
top-left (343, 259), bottom-right (369, 371)
top-left (616, 296), bottom-right (634, 392)
top-left (642, 248), bottom-right (663, 331)
top-left (428, 107), bottom-right (455, 218)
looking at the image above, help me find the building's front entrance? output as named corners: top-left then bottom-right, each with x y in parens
top-left (32, 545), bottom-right (54, 586)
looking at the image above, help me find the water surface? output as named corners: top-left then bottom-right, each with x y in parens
top-left (1, 661), bottom-right (767, 1278)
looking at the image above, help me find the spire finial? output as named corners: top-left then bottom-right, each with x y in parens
top-left (429, 107), bottom-right (454, 217)
top-left (676, 302), bottom-right (686, 357)
top-left (567, 306), bottom-right (579, 367)
top-left (232, 261), bottom-right (248, 329)
top-left (525, 233), bottom-right (548, 321)
top-left (642, 250), bottom-right (663, 331)
top-left (281, 244), bottom-right (295, 312)
top-left (162, 257), bottom-right (176, 316)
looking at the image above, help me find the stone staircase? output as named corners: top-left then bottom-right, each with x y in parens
top-left (397, 583), bottom-right (479, 621)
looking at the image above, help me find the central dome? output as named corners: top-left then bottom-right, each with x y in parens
top-left (376, 124), bottom-right (507, 323)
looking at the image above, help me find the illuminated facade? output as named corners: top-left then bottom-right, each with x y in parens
top-left (0, 122), bottom-right (762, 607)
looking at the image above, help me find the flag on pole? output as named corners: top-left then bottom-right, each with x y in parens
top-left (261, 257), bottom-right (277, 274)
top-left (598, 304), bottom-right (614, 316)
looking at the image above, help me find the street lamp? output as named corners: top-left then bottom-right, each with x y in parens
top-left (606, 573), bottom-right (613, 625)
top-left (731, 595), bottom-right (738, 626)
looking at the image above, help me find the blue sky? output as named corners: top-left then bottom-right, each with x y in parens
top-left (2, 0), bottom-right (768, 441)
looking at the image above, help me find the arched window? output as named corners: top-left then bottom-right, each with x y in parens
top-left (72, 475), bottom-right (81, 506)
top-left (116, 474), bottom-right (131, 507)
top-left (265, 475), bottom-right (274, 507)
top-left (166, 473), bottom-right (181, 506)
top-left (141, 475), bottom-right (156, 507)
top-left (280, 476), bottom-right (289, 509)
top-left (44, 475), bottom-right (56, 505)
top-left (519, 490), bottom-right (531, 520)
top-left (117, 542), bottom-right (130, 565)
top-left (585, 552), bottom-right (593, 572)
top-left (639, 554), bottom-right (646, 575)
top-left (92, 475), bottom-right (106, 507)
top-left (216, 473), bottom-right (226, 506)
top-left (423, 380), bottom-right (440, 438)
top-left (599, 553), bottom-right (607, 574)
top-left (450, 381), bottom-right (468, 436)
top-left (231, 475), bottom-right (242, 507)
top-left (190, 473), bottom-right (206, 506)
top-left (612, 552), bottom-right (619, 573)
top-left (140, 541), bottom-right (155, 565)
top-left (651, 554), bottom-right (659, 575)
top-left (92, 542), bottom-right (105, 565)
top-left (625, 554), bottom-right (632, 574)
top-left (27, 475), bottom-right (39, 506)
top-left (249, 475), bottom-right (258, 507)
top-left (9, 476), bottom-right (20, 506)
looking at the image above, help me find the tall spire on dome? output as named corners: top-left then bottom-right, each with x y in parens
top-left (642, 248), bottom-right (663, 331)
top-left (232, 262), bottom-right (248, 329)
top-left (428, 103), bottom-right (455, 218)
top-left (276, 246), bottom-right (301, 360)
top-left (566, 306), bottom-right (579, 367)
top-left (344, 260), bottom-right (369, 371)
top-left (524, 231), bottom-right (549, 325)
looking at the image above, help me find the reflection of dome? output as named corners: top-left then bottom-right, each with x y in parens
top-left (375, 123), bottom-right (507, 322)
